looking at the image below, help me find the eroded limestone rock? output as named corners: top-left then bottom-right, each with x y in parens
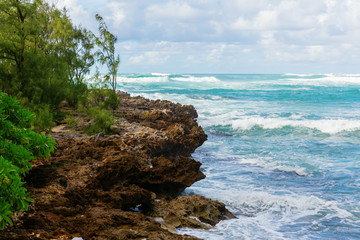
top-left (1, 92), bottom-right (234, 240)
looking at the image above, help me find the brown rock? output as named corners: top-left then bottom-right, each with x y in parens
top-left (1, 92), bottom-right (233, 240)
top-left (151, 195), bottom-right (236, 231)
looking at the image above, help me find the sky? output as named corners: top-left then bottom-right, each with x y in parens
top-left (54, 0), bottom-right (360, 74)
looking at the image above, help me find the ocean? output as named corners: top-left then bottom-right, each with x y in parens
top-left (117, 73), bottom-right (360, 240)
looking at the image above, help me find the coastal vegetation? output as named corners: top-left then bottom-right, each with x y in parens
top-left (0, 2), bottom-right (229, 238)
top-left (0, 91), bottom-right (56, 230)
top-left (0, 0), bottom-right (120, 132)
top-left (95, 14), bottom-right (120, 95)
top-left (0, 0), bottom-right (120, 230)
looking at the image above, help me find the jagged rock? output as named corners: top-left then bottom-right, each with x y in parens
top-left (1, 93), bottom-right (232, 240)
top-left (151, 195), bottom-right (236, 231)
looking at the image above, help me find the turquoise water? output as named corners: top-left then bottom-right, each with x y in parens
top-left (117, 73), bottom-right (360, 240)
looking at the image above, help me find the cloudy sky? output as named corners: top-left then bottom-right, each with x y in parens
top-left (56, 0), bottom-right (360, 74)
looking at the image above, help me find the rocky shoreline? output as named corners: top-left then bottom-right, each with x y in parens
top-left (1, 92), bottom-right (235, 240)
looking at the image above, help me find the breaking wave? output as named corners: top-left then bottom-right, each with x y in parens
top-left (230, 117), bottom-right (360, 134)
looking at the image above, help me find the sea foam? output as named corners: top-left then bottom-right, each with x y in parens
top-left (117, 76), bottom-right (168, 83)
top-left (151, 72), bottom-right (171, 76)
top-left (179, 188), bottom-right (354, 240)
top-left (284, 74), bottom-right (360, 86)
top-left (171, 75), bottom-right (220, 82)
top-left (237, 157), bottom-right (308, 176)
top-left (120, 73), bottom-right (360, 240)
top-left (231, 117), bottom-right (360, 134)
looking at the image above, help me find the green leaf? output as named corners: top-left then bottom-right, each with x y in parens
top-left (0, 91), bottom-right (56, 230)
top-left (3, 215), bottom-right (13, 225)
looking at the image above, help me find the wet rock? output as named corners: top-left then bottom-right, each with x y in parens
top-left (151, 195), bottom-right (236, 231)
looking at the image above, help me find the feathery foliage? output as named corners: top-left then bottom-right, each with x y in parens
top-left (95, 14), bottom-right (120, 94)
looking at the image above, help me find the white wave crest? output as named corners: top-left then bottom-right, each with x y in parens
top-left (190, 187), bottom-right (354, 224)
top-left (171, 75), bottom-right (220, 83)
top-left (285, 73), bottom-right (360, 78)
top-left (238, 157), bottom-right (308, 176)
top-left (231, 117), bottom-right (360, 134)
top-left (151, 72), bottom-right (170, 76)
top-left (180, 188), bottom-right (354, 240)
top-left (285, 74), bottom-right (360, 86)
top-left (284, 73), bottom-right (322, 77)
top-left (232, 192), bottom-right (351, 218)
top-left (205, 150), bottom-right (309, 176)
top-left (117, 76), bottom-right (168, 83)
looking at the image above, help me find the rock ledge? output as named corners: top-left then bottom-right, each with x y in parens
top-left (1, 92), bottom-right (235, 240)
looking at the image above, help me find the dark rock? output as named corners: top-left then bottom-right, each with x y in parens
top-left (151, 195), bottom-right (237, 231)
top-left (59, 178), bottom-right (67, 188)
top-left (1, 93), bottom-right (232, 240)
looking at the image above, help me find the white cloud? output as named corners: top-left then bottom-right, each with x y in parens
top-left (265, 43), bottom-right (355, 64)
top-left (146, 2), bottom-right (200, 21)
top-left (53, 0), bottom-right (89, 26)
top-left (129, 52), bottom-right (170, 65)
top-left (103, 2), bottom-right (126, 28)
top-left (206, 44), bottom-right (226, 63)
top-left (231, 17), bottom-right (252, 30)
top-left (258, 31), bottom-right (277, 46)
top-left (254, 10), bottom-right (278, 30)
top-left (57, 0), bottom-right (360, 72)
top-left (229, 0), bottom-right (268, 14)
top-left (230, 1), bottom-right (326, 31)
top-left (63, 0), bottom-right (360, 45)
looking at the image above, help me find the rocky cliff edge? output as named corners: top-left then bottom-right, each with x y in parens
top-left (2, 92), bottom-right (235, 240)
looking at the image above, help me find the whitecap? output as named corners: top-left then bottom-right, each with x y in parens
top-left (117, 76), bottom-right (168, 83)
top-left (178, 190), bottom-right (353, 240)
top-left (151, 72), bottom-right (171, 76)
top-left (284, 74), bottom-right (360, 86)
top-left (231, 117), bottom-right (360, 134)
top-left (171, 75), bottom-right (220, 83)
top-left (237, 157), bottom-right (308, 176)
top-left (284, 73), bottom-right (323, 77)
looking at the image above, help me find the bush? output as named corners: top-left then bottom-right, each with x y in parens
top-left (104, 90), bottom-right (120, 111)
top-left (64, 114), bottom-right (77, 127)
top-left (33, 104), bottom-right (55, 133)
top-left (86, 106), bottom-right (114, 135)
top-left (77, 84), bottom-right (119, 135)
top-left (0, 91), bottom-right (56, 230)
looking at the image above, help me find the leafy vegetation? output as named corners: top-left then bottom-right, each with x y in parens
top-left (77, 84), bottom-right (118, 135)
top-left (0, 1), bottom-right (91, 110)
top-left (0, 0), bottom-right (122, 231)
top-left (0, 91), bottom-right (56, 230)
top-left (0, 0), bottom-right (121, 131)
top-left (85, 106), bottom-right (114, 135)
top-left (95, 14), bottom-right (120, 95)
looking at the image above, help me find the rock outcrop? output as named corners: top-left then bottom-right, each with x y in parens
top-left (1, 92), bottom-right (235, 240)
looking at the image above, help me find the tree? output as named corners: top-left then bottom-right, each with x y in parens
top-left (0, 0), bottom-right (42, 97)
top-left (0, 1), bottom-right (97, 129)
top-left (65, 27), bottom-right (95, 106)
top-left (95, 14), bottom-right (120, 94)
top-left (0, 91), bottom-right (56, 230)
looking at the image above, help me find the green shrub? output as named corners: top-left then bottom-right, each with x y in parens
top-left (86, 106), bottom-right (114, 135)
top-left (104, 90), bottom-right (120, 110)
top-left (33, 104), bottom-right (55, 133)
top-left (64, 114), bottom-right (77, 127)
top-left (77, 84), bottom-right (119, 135)
top-left (0, 91), bottom-right (56, 230)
